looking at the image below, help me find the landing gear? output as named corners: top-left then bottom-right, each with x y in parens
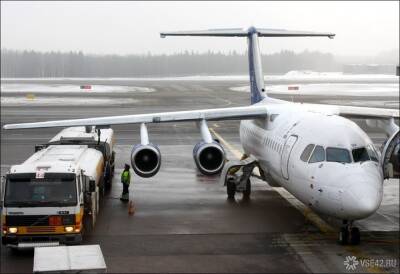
top-left (339, 227), bottom-right (349, 245)
top-left (226, 176), bottom-right (251, 200)
top-left (227, 177), bottom-right (236, 199)
top-left (339, 220), bottom-right (360, 245)
top-left (243, 179), bottom-right (251, 199)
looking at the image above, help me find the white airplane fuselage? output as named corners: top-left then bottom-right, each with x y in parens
top-left (240, 98), bottom-right (383, 221)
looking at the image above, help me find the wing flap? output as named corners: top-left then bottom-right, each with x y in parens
top-left (3, 105), bottom-right (268, 130)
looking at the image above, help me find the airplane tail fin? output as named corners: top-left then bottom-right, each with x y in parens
top-left (161, 27), bottom-right (335, 105)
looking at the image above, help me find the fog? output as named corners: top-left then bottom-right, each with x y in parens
top-left (1, 1), bottom-right (399, 57)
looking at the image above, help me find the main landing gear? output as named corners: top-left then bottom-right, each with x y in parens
top-left (339, 220), bottom-right (360, 245)
top-left (226, 177), bottom-right (251, 200)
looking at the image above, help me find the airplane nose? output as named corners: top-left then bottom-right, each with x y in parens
top-left (355, 191), bottom-right (381, 217)
top-left (342, 180), bottom-right (382, 220)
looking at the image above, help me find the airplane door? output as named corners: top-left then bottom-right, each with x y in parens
top-left (281, 135), bottom-right (298, 180)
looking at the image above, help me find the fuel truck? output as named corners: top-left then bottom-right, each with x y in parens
top-left (1, 126), bottom-right (115, 248)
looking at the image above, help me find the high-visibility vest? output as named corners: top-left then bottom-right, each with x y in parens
top-left (121, 170), bottom-right (131, 185)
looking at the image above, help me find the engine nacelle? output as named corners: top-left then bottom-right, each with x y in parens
top-left (193, 141), bottom-right (225, 175)
top-left (131, 144), bottom-right (161, 178)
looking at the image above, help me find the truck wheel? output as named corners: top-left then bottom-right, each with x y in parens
top-left (243, 179), bottom-right (251, 198)
top-left (105, 163), bottom-right (112, 190)
top-left (111, 151), bottom-right (116, 177)
top-left (83, 214), bottom-right (93, 235)
top-left (227, 179), bottom-right (236, 199)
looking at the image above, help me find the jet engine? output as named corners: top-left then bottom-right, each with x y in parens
top-left (130, 123), bottom-right (161, 178)
top-left (193, 141), bottom-right (225, 175)
top-left (131, 144), bottom-right (161, 177)
top-left (193, 120), bottom-right (226, 175)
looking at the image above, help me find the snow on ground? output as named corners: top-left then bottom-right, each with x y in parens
top-left (1, 96), bottom-right (138, 106)
top-left (230, 83), bottom-right (400, 97)
top-left (1, 72), bottom-right (398, 83)
top-left (1, 84), bottom-right (154, 93)
top-left (319, 100), bottom-right (399, 108)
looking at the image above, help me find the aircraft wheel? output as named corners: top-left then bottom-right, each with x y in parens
top-left (227, 178), bottom-right (236, 199)
top-left (243, 179), bottom-right (251, 198)
top-left (350, 227), bottom-right (360, 245)
top-left (339, 227), bottom-right (349, 245)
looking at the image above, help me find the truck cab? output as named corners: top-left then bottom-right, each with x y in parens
top-left (1, 144), bottom-right (104, 248)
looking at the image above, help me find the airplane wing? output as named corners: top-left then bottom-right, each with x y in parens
top-left (3, 105), bottom-right (268, 130)
top-left (302, 103), bottom-right (399, 119)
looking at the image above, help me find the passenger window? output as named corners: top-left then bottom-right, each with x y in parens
top-left (352, 147), bottom-right (370, 162)
top-left (309, 145), bottom-right (325, 163)
top-left (300, 144), bottom-right (315, 162)
top-left (366, 145), bottom-right (379, 162)
top-left (326, 147), bottom-right (351, 163)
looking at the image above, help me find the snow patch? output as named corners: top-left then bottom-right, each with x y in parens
top-left (1, 84), bottom-right (154, 93)
top-left (230, 83), bottom-right (399, 97)
top-left (1, 96), bottom-right (138, 106)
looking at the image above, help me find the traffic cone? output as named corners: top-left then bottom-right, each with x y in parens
top-left (128, 200), bottom-right (135, 216)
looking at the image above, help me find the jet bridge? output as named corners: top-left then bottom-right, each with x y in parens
top-left (381, 129), bottom-right (399, 179)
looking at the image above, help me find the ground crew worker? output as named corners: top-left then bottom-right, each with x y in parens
top-left (120, 164), bottom-right (131, 202)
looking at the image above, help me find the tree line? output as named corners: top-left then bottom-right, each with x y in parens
top-left (1, 49), bottom-right (338, 78)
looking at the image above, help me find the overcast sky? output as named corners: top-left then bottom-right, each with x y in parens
top-left (1, 1), bottom-right (399, 56)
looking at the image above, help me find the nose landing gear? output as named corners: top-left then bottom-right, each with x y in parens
top-left (339, 220), bottom-right (360, 245)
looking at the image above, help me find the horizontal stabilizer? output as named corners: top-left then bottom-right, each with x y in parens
top-left (161, 28), bottom-right (247, 38)
top-left (161, 27), bottom-right (335, 39)
top-left (256, 28), bottom-right (335, 39)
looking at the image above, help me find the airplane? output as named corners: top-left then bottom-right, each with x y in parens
top-left (3, 27), bottom-right (399, 245)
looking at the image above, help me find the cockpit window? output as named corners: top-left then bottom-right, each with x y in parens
top-left (366, 145), bottom-right (379, 162)
top-left (352, 147), bottom-right (370, 162)
top-left (300, 144), bottom-right (315, 162)
top-left (309, 145), bottom-right (325, 163)
top-left (326, 147), bottom-right (351, 163)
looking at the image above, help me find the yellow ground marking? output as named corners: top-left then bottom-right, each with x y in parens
top-left (210, 128), bottom-right (242, 158)
top-left (25, 93), bottom-right (35, 100)
top-left (211, 128), bottom-right (389, 274)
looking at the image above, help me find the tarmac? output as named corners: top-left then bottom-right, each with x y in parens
top-left (1, 79), bottom-right (399, 273)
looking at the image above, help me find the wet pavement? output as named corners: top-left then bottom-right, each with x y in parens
top-left (1, 80), bottom-right (399, 273)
